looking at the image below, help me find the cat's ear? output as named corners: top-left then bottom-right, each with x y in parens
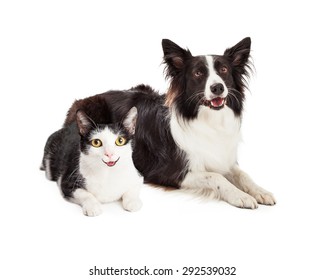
top-left (123, 107), bottom-right (137, 135)
top-left (76, 110), bottom-right (93, 136)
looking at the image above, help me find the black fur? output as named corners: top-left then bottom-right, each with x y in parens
top-left (162, 37), bottom-right (251, 117)
top-left (63, 38), bottom-right (252, 189)
top-left (42, 122), bottom-right (85, 197)
top-left (65, 85), bottom-right (188, 188)
top-left (42, 112), bottom-right (132, 198)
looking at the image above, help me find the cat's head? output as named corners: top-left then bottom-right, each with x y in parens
top-left (76, 107), bottom-right (137, 168)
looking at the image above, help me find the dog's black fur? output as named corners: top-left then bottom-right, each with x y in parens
top-left (163, 38), bottom-right (251, 118)
top-left (64, 38), bottom-right (251, 189)
top-left (65, 85), bottom-right (187, 187)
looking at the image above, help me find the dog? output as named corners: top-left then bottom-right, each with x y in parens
top-left (64, 37), bottom-right (276, 209)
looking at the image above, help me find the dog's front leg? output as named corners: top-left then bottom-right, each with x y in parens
top-left (226, 165), bottom-right (276, 205)
top-left (181, 171), bottom-right (258, 209)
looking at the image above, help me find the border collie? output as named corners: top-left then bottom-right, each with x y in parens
top-left (64, 37), bottom-right (276, 209)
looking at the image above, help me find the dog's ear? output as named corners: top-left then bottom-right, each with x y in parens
top-left (162, 39), bottom-right (192, 77)
top-left (224, 37), bottom-right (251, 69)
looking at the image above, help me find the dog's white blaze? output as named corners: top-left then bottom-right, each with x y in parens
top-left (205, 55), bottom-right (228, 100)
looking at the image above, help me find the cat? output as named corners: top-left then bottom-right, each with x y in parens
top-left (40, 107), bottom-right (142, 216)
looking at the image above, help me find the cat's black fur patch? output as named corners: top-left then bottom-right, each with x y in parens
top-left (65, 85), bottom-right (188, 188)
top-left (42, 115), bottom-right (132, 198)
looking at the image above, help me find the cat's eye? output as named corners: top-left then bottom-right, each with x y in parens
top-left (91, 139), bottom-right (102, 148)
top-left (115, 136), bottom-right (127, 146)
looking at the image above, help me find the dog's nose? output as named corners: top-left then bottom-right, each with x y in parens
top-left (210, 83), bottom-right (224, 95)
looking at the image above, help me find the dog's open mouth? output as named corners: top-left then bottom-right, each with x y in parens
top-left (201, 97), bottom-right (226, 110)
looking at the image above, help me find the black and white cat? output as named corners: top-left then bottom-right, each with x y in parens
top-left (41, 107), bottom-right (142, 216)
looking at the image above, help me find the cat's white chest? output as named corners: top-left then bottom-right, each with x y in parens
top-left (171, 106), bottom-right (241, 174)
top-left (79, 155), bottom-right (141, 203)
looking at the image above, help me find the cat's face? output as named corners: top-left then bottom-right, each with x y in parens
top-left (76, 107), bottom-right (137, 168)
top-left (84, 126), bottom-right (131, 167)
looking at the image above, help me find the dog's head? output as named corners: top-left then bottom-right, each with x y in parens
top-left (162, 38), bottom-right (252, 118)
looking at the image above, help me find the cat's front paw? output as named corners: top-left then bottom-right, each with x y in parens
top-left (82, 200), bottom-right (103, 217)
top-left (122, 199), bottom-right (143, 212)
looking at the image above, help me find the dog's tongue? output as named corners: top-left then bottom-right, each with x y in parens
top-left (211, 97), bottom-right (224, 108)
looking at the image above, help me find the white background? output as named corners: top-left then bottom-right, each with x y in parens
top-left (1, 0), bottom-right (324, 279)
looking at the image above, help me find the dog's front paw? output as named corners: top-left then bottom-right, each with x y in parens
top-left (122, 199), bottom-right (143, 212)
top-left (82, 200), bottom-right (103, 217)
top-left (227, 192), bottom-right (258, 209)
top-left (252, 189), bottom-right (276, 205)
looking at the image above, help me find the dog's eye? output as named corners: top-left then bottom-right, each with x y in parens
top-left (194, 71), bottom-right (203, 78)
top-left (220, 66), bottom-right (228, 74)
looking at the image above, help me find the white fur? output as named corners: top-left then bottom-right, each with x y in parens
top-left (44, 158), bottom-right (52, 181)
top-left (72, 188), bottom-right (103, 216)
top-left (171, 106), bottom-right (241, 175)
top-left (225, 165), bottom-right (276, 205)
top-left (73, 127), bottom-right (142, 216)
top-left (57, 175), bottom-right (62, 188)
top-left (171, 99), bottom-right (275, 208)
top-left (205, 55), bottom-right (228, 100)
top-left (181, 171), bottom-right (258, 208)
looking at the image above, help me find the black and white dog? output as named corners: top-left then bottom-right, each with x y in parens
top-left (65, 37), bottom-right (276, 209)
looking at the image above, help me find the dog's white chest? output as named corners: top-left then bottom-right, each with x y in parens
top-left (171, 106), bottom-right (241, 174)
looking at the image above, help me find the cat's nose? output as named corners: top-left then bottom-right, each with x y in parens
top-left (105, 151), bottom-right (114, 158)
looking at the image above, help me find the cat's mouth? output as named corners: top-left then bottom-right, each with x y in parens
top-left (102, 157), bottom-right (120, 167)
